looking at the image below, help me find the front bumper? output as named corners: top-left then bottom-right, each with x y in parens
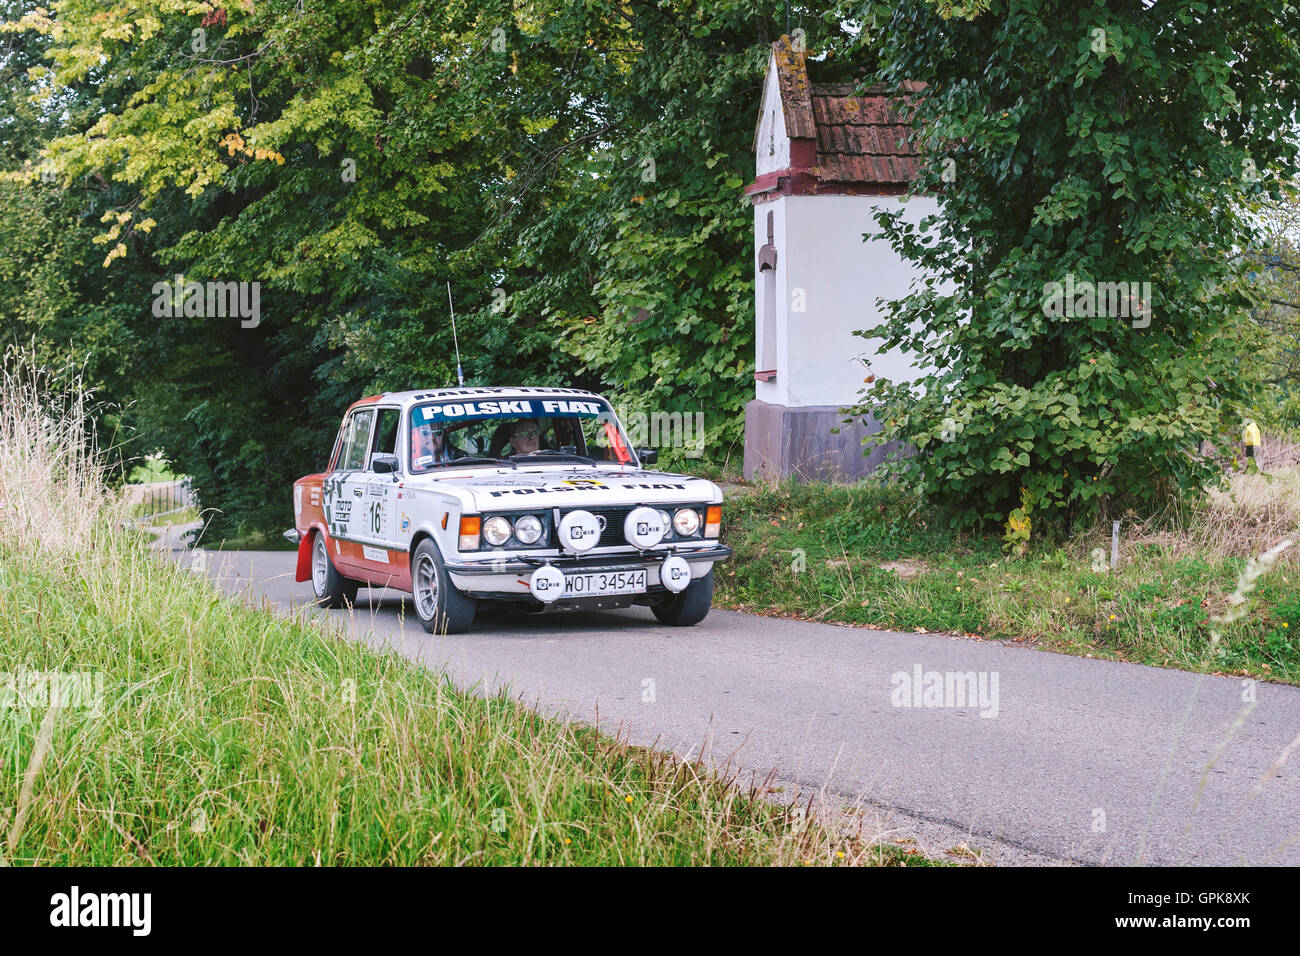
top-left (445, 544), bottom-right (731, 599)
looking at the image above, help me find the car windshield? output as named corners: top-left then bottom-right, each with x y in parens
top-left (408, 396), bottom-right (636, 474)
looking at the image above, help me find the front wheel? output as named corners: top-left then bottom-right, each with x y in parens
top-left (651, 567), bottom-right (714, 627)
top-left (311, 531), bottom-right (359, 609)
top-left (410, 538), bottom-right (477, 634)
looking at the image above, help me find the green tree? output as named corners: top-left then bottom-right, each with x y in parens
top-left (848, 0), bottom-right (1300, 538)
top-left (1243, 183), bottom-right (1300, 428)
top-left (8, 1), bottom-right (861, 533)
top-left (0, 0), bottom-right (160, 473)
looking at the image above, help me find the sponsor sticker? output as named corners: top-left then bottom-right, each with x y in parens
top-left (420, 399), bottom-right (536, 422)
top-left (539, 399), bottom-right (603, 415)
top-left (466, 476), bottom-right (548, 488)
top-left (362, 545), bottom-right (389, 563)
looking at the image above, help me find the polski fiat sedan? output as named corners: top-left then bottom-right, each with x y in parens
top-left (286, 387), bottom-right (730, 633)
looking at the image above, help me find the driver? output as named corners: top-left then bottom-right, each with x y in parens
top-left (412, 423), bottom-right (459, 466)
top-left (507, 418), bottom-right (542, 456)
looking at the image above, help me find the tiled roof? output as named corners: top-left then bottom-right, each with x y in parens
top-left (810, 81), bottom-right (923, 185)
top-left (771, 40), bottom-right (817, 140)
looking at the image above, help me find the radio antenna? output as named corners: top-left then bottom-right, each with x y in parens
top-left (446, 280), bottom-right (464, 386)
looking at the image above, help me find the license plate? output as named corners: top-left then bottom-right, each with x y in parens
top-left (563, 569), bottom-right (647, 597)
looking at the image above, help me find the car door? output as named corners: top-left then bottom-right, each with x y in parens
top-left (354, 407), bottom-right (404, 581)
top-left (321, 407), bottom-right (375, 572)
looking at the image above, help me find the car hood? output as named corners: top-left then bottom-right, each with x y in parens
top-left (416, 467), bottom-right (720, 510)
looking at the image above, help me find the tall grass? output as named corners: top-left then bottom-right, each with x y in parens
top-left (0, 350), bottom-right (121, 557)
top-left (0, 350), bottom-right (912, 866)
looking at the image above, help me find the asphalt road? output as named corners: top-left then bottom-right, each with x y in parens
top-left (188, 548), bottom-right (1300, 866)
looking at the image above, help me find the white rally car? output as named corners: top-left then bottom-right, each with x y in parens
top-left (286, 387), bottom-right (730, 633)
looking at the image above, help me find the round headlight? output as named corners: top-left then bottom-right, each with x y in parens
top-left (515, 514), bottom-right (543, 545)
top-left (657, 510), bottom-right (672, 531)
top-left (483, 516), bottom-right (513, 546)
top-left (673, 508), bottom-right (701, 536)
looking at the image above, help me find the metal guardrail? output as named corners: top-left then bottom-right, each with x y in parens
top-left (129, 478), bottom-right (197, 522)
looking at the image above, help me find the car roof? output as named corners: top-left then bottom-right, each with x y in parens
top-left (347, 386), bottom-right (608, 412)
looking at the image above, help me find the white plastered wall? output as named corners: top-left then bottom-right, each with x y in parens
top-left (753, 192), bottom-right (938, 408)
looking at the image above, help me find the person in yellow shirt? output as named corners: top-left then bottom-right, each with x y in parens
top-left (1243, 420), bottom-right (1261, 459)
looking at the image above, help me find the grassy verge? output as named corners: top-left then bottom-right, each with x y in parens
top-left (716, 480), bottom-right (1300, 686)
top-left (0, 536), bottom-right (924, 865)
top-left (199, 528), bottom-right (299, 551)
top-left (131, 504), bottom-right (200, 526)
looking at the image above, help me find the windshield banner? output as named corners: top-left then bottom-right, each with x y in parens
top-left (417, 398), bottom-right (608, 423)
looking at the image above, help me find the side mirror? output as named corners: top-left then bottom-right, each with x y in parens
top-left (637, 448), bottom-right (658, 465)
top-left (372, 454), bottom-right (400, 474)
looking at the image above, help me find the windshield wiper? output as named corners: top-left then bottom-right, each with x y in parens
top-left (432, 456), bottom-right (518, 469)
top-left (510, 452), bottom-right (597, 466)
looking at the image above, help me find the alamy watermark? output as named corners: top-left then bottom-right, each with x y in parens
top-left (890, 663), bottom-right (1000, 718)
top-left (151, 275), bottom-right (261, 328)
top-left (1041, 273), bottom-right (1152, 328)
top-left (49, 886), bottom-right (150, 936)
top-left (2, 670), bottom-right (103, 713)
top-left (616, 407), bottom-right (706, 458)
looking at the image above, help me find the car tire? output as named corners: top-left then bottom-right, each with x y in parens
top-left (410, 538), bottom-right (477, 634)
top-left (651, 567), bottom-right (714, 627)
top-left (311, 531), bottom-right (359, 609)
